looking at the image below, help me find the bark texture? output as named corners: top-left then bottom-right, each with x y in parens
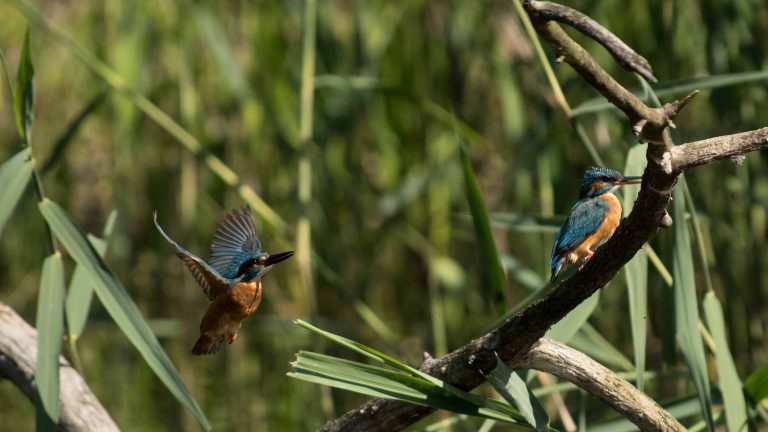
top-left (0, 302), bottom-right (119, 432)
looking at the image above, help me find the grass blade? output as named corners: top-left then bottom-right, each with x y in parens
top-left (703, 292), bottom-right (748, 432)
top-left (486, 354), bottom-right (550, 430)
top-left (460, 147), bottom-right (506, 315)
top-left (0, 148), bottom-right (34, 237)
top-left (38, 200), bottom-right (210, 431)
top-left (294, 320), bottom-right (531, 424)
top-left (289, 352), bottom-right (531, 427)
top-left (672, 178), bottom-right (714, 431)
top-left (35, 252), bottom-right (65, 431)
top-left (65, 210), bottom-right (117, 340)
top-left (546, 290), bottom-right (599, 343)
top-left (622, 143), bottom-right (648, 391)
top-left (744, 363), bottom-right (768, 403)
top-left (14, 27), bottom-right (34, 144)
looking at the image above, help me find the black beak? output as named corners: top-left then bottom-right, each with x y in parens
top-left (619, 175), bottom-right (642, 185)
top-left (265, 251), bottom-right (294, 266)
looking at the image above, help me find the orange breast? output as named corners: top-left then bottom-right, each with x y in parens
top-left (199, 280), bottom-right (263, 335)
top-left (571, 193), bottom-right (622, 260)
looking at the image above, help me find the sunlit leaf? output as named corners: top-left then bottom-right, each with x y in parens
top-left (38, 200), bottom-right (211, 431)
top-left (547, 290), bottom-right (599, 343)
top-left (486, 354), bottom-right (549, 430)
top-left (744, 363), bottom-right (768, 403)
top-left (460, 147), bottom-right (506, 316)
top-left (622, 143), bottom-right (648, 391)
top-left (703, 292), bottom-right (747, 432)
top-left (289, 352), bottom-right (531, 427)
top-left (14, 27), bottom-right (35, 144)
top-left (672, 179), bottom-right (714, 431)
top-left (294, 320), bottom-right (534, 425)
top-left (65, 209), bottom-right (117, 339)
top-left (35, 252), bottom-right (65, 431)
top-left (0, 148), bottom-right (33, 237)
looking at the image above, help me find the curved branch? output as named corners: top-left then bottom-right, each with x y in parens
top-left (521, 338), bottom-right (685, 431)
top-left (523, 0), bottom-right (657, 83)
top-left (0, 302), bottom-right (119, 432)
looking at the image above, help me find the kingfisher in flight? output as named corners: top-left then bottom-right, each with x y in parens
top-left (154, 206), bottom-right (293, 355)
top-left (550, 167), bottom-right (642, 282)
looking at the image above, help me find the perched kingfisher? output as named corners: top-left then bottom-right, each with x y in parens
top-left (154, 206), bottom-right (293, 355)
top-left (550, 167), bottom-right (642, 282)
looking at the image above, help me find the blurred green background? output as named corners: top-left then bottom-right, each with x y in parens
top-left (1, 0), bottom-right (767, 430)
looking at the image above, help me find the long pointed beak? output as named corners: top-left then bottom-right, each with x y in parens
top-left (618, 175), bottom-right (642, 185)
top-left (265, 251), bottom-right (294, 266)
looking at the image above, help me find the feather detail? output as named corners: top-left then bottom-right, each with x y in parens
top-left (209, 206), bottom-right (262, 278)
top-left (153, 212), bottom-right (230, 300)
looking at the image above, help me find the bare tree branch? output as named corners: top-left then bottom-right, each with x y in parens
top-left (521, 338), bottom-right (685, 431)
top-left (672, 127), bottom-right (768, 172)
top-left (0, 302), bottom-right (119, 432)
top-left (319, 2), bottom-right (768, 431)
top-left (523, 0), bottom-right (657, 83)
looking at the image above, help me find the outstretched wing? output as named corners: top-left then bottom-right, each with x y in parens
top-left (209, 206), bottom-right (261, 279)
top-left (550, 197), bottom-right (608, 277)
top-left (153, 212), bottom-right (230, 301)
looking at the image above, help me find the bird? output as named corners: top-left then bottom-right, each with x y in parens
top-left (154, 206), bottom-right (293, 355)
top-left (550, 167), bottom-right (642, 282)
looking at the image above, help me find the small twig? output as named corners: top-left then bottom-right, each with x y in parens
top-left (523, 0), bottom-right (657, 83)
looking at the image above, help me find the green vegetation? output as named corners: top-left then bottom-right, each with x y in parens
top-left (0, 0), bottom-right (767, 430)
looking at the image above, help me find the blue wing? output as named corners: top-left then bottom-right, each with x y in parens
top-left (153, 212), bottom-right (230, 300)
top-left (550, 197), bottom-right (609, 279)
top-left (208, 206), bottom-right (262, 279)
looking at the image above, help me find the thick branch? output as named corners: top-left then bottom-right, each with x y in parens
top-left (672, 127), bottom-right (768, 172)
top-left (523, 0), bottom-right (656, 83)
top-left (0, 302), bottom-right (119, 432)
top-left (521, 338), bottom-right (685, 431)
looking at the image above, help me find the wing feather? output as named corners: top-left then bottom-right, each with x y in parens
top-left (209, 206), bottom-right (261, 278)
top-left (550, 198), bottom-right (608, 277)
top-left (154, 212), bottom-right (230, 300)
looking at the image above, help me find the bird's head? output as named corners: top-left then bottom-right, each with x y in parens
top-left (235, 251), bottom-right (294, 282)
top-left (580, 167), bottom-right (642, 199)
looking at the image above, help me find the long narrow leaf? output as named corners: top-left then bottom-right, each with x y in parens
top-left (0, 148), bottom-right (33, 237)
top-left (35, 253), bottom-right (65, 431)
top-left (14, 27), bottom-right (34, 144)
top-left (38, 200), bottom-right (210, 431)
top-left (294, 320), bottom-right (530, 424)
top-left (460, 147), bottom-right (506, 315)
top-left (289, 351), bottom-right (531, 427)
top-left (622, 143), bottom-right (648, 391)
top-left (547, 290), bottom-right (599, 343)
top-left (65, 210), bottom-right (117, 339)
top-left (744, 363), bottom-right (768, 403)
top-left (703, 292), bottom-right (747, 432)
top-left (486, 354), bottom-right (549, 430)
top-left (672, 179), bottom-right (714, 431)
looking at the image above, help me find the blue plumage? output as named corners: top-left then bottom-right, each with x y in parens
top-left (550, 197), bottom-right (609, 278)
top-left (208, 207), bottom-right (263, 279)
top-left (550, 167), bottom-right (642, 281)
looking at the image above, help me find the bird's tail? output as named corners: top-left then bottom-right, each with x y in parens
top-left (191, 333), bottom-right (222, 355)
